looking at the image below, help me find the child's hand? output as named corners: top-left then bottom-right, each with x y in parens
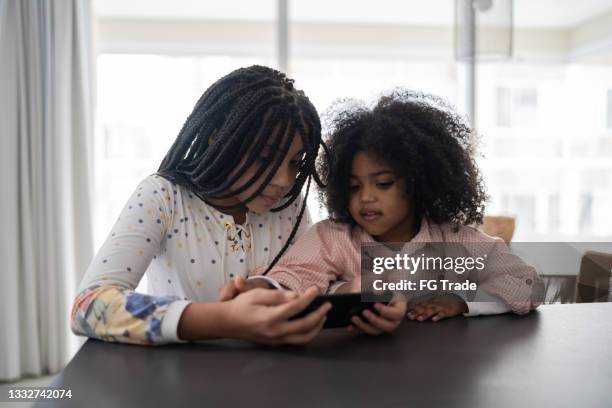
top-left (218, 275), bottom-right (271, 301)
top-left (222, 286), bottom-right (331, 345)
top-left (406, 294), bottom-right (468, 322)
top-left (348, 301), bottom-right (407, 336)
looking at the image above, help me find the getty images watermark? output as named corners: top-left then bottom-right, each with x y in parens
top-left (360, 242), bottom-right (612, 304)
top-left (370, 251), bottom-right (486, 292)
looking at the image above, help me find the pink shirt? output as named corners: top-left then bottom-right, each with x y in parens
top-left (254, 218), bottom-right (544, 315)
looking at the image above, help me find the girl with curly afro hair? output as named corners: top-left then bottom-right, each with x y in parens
top-left (252, 90), bottom-right (543, 336)
top-left (320, 90), bottom-right (486, 229)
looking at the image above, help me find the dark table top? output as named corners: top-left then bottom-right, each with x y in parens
top-left (42, 303), bottom-right (612, 408)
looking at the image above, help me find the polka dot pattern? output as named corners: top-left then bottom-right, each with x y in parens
top-left (82, 175), bottom-right (314, 332)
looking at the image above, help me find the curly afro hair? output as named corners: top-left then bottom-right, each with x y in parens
top-left (318, 89), bottom-right (487, 228)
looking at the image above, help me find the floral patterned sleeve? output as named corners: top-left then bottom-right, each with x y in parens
top-left (71, 285), bottom-right (182, 345)
top-left (70, 176), bottom-right (191, 345)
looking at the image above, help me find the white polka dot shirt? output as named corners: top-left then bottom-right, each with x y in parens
top-left (71, 174), bottom-right (311, 344)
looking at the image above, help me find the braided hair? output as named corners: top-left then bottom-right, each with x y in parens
top-left (157, 65), bottom-right (324, 274)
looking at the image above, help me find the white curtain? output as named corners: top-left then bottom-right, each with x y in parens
top-left (0, 0), bottom-right (94, 381)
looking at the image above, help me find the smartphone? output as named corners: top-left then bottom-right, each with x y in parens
top-left (291, 292), bottom-right (393, 329)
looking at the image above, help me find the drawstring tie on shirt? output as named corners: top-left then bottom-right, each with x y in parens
top-left (223, 220), bottom-right (254, 278)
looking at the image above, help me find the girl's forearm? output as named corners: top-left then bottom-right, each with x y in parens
top-left (177, 302), bottom-right (231, 341)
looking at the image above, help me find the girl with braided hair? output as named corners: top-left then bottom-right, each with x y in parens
top-left (71, 66), bottom-right (331, 346)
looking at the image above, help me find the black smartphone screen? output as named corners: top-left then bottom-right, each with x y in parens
top-left (291, 292), bottom-right (392, 329)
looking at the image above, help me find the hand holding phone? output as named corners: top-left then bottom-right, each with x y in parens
top-left (291, 292), bottom-right (393, 329)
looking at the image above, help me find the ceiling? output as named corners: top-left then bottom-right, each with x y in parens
top-left (94, 0), bottom-right (612, 29)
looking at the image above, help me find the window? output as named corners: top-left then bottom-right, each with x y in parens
top-left (94, 0), bottom-right (612, 246)
top-left (607, 89), bottom-right (612, 129)
top-left (480, 62), bottom-right (612, 239)
top-left (578, 193), bottom-right (593, 234)
top-left (95, 55), bottom-right (271, 249)
top-left (496, 87), bottom-right (538, 128)
top-left (547, 194), bottom-right (560, 234)
top-left (500, 194), bottom-right (536, 233)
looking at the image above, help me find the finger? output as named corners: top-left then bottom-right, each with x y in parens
top-left (351, 315), bottom-right (382, 336)
top-left (274, 301), bottom-right (331, 337)
top-left (285, 318), bottom-right (326, 345)
top-left (431, 309), bottom-right (449, 322)
top-left (416, 305), bottom-right (438, 321)
top-left (407, 304), bottom-right (426, 320)
top-left (234, 275), bottom-right (247, 291)
top-left (433, 302), bottom-right (465, 321)
top-left (281, 316), bottom-right (327, 345)
top-left (247, 288), bottom-right (298, 306)
top-left (409, 303), bottom-right (429, 314)
top-left (416, 305), bottom-right (442, 321)
top-left (270, 286), bottom-right (321, 321)
top-left (361, 309), bottom-right (400, 333)
top-left (217, 282), bottom-right (238, 302)
top-left (374, 302), bottom-right (407, 321)
top-left (238, 276), bottom-right (264, 293)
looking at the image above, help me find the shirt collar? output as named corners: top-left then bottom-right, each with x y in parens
top-left (356, 217), bottom-right (436, 255)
